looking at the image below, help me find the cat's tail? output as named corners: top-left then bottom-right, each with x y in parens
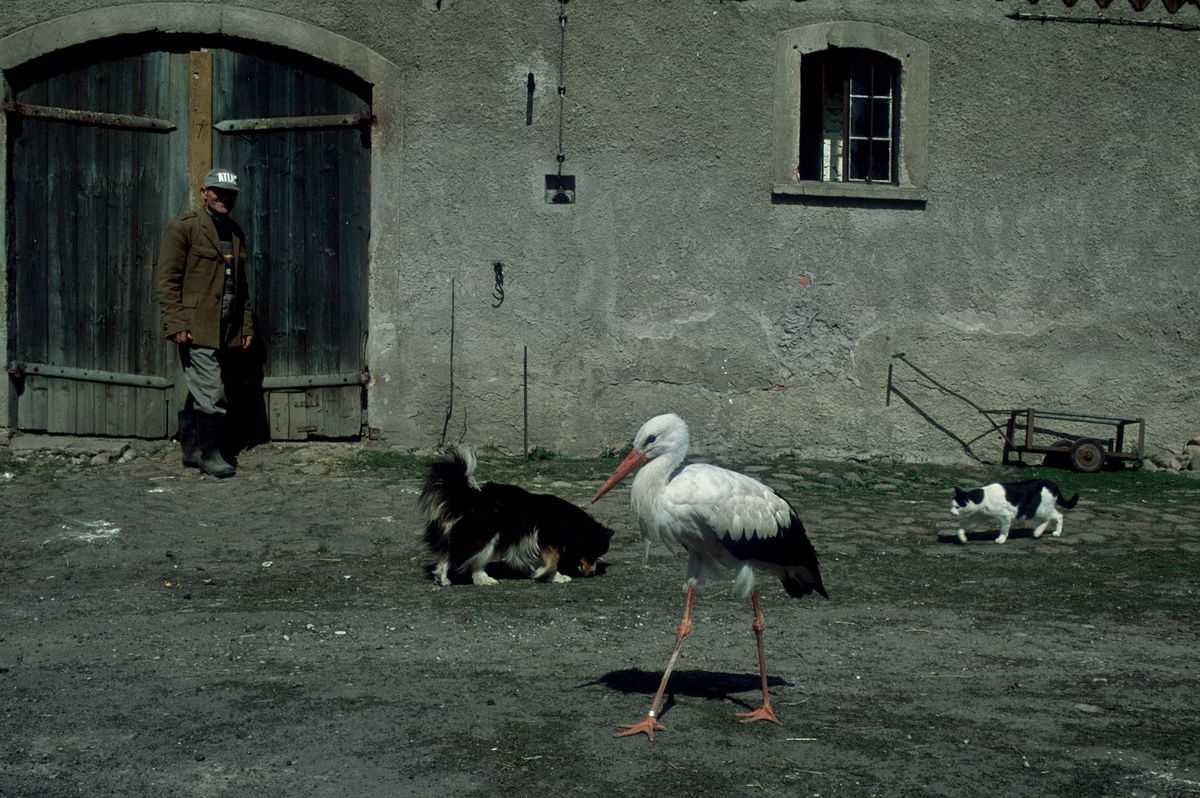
top-left (1057, 491), bottom-right (1080, 509)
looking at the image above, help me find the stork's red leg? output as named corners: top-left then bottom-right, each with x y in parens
top-left (616, 583), bottom-right (696, 742)
top-left (736, 591), bottom-right (782, 726)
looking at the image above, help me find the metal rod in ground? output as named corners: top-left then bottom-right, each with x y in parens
top-left (439, 278), bottom-right (456, 448)
top-left (523, 345), bottom-right (529, 460)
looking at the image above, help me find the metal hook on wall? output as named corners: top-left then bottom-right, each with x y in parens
top-left (492, 261), bottom-right (506, 308)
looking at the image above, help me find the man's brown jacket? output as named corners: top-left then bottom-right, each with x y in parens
top-left (155, 209), bottom-right (255, 349)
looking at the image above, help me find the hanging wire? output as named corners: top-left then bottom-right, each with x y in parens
top-left (545, 0), bottom-right (574, 204)
top-left (555, 0), bottom-right (568, 178)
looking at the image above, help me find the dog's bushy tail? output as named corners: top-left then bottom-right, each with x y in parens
top-left (419, 446), bottom-right (481, 529)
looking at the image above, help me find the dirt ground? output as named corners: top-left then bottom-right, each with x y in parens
top-left (2, 438), bottom-right (1199, 798)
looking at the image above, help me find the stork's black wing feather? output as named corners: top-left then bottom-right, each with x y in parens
top-left (719, 493), bottom-right (826, 599)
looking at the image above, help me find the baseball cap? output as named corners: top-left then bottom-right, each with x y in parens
top-left (202, 168), bottom-right (240, 191)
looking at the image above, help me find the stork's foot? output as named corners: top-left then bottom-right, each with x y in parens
top-left (736, 704), bottom-right (782, 726)
top-left (615, 716), bottom-right (666, 741)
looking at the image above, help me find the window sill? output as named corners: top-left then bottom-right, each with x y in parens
top-left (772, 181), bottom-right (927, 204)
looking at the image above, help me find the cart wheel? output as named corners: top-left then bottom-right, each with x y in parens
top-left (1070, 439), bottom-right (1106, 473)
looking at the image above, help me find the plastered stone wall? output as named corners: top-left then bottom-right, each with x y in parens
top-left (1, 0), bottom-right (1196, 462)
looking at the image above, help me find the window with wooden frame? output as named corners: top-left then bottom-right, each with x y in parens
top-left (799, 51), bottom-right (897, 184)
top-left (773, 22), bottom-right (928, 203)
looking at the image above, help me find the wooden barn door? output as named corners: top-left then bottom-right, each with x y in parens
top-left (6, 51), bottom-right (188, 437)
top-left (210, 49), bottom-right (371, 440)
top-left (6, 44), bottom-right (370, 440)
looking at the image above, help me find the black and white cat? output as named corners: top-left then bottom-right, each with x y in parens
top-left (950, 479), bottom-right (1079, 544)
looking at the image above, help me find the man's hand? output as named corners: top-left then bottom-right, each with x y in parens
top-left (241, 335), bottom-right (254, 350)
top-left (171, 331), bottom-right (193, 346)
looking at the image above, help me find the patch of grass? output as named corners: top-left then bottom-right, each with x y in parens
top-left (988, 465), bottom-right (1200, 505)
top-left (338, 447), bottom-right (620, 488)
top-left (336, 447), bottom-right (1199, 509)
top-left (755, 456), bottom-right (1200, 506)
top-left (337, 450), bottom-right (428, 478)
top-left (472, 455), bottom-right (617, 486)
top-left (0, 449), bottom-right (95, 479)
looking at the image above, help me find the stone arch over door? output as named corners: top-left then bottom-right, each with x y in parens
top-left (0, 3), bottom-right (403, 438)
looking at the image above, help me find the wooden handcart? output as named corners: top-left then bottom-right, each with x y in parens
top-left (990, 408), bottom-right (1145, 473)
top-left (886, 354), bottom-right (1146, 472)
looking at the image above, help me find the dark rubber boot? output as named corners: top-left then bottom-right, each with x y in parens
top-left (195, 412), bottom-right (236, 478)
top-left (178, 409), bottom-right (200, 469)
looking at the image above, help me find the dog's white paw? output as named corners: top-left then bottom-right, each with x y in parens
top-left (472, 571), bottom-right (499, 586)
top-left (433, 562), bottom-right (451, 586)
top-left (551, 572), bottom-right (572, 584)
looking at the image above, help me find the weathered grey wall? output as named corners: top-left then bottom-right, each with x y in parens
top-left (2, 0), bottom-right (1197, 462)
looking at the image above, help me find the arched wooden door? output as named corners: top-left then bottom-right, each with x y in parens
top-left (6, 50), bottom-right (185, 437)
top-left (6, 42), bottom-right (370, 440)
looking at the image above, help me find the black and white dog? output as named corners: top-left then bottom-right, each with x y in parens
top-left (419, 446), bottom-right (614, 586)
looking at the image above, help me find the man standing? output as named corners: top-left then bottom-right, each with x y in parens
top-left (155, 168), bottom-right (255, 478)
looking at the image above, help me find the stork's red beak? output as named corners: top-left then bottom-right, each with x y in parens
top-left (592, 449), bottom-right (648, 503)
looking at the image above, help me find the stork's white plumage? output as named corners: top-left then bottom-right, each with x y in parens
top-left (592, 413), bottom-right (827, 741)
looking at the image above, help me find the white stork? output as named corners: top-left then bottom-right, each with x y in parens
top-left (592, 412), bottom-right (827, 742)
